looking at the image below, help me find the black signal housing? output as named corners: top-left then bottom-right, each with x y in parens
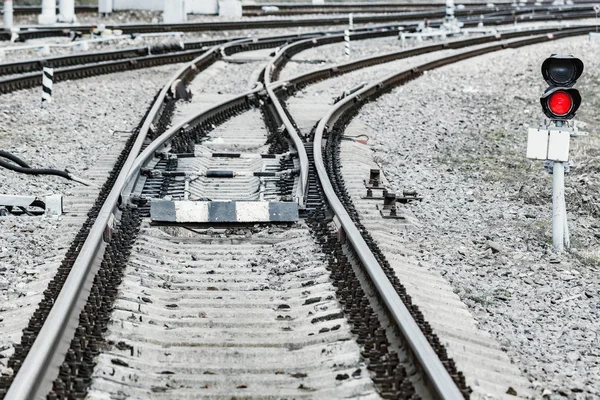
top-left (540, 54), bottom-right (583, 120)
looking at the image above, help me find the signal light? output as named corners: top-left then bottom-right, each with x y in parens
top-left (540, 88), bottom-right (581, 120)
top-left (541, 56), bottom-right (583, 87)
top-left (540, 55), bottom-right (583, 121)
top-left (548, 91), bottom-right (571, 116)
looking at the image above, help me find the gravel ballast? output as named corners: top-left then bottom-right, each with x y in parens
top-left (349, 36), bottom-right (600, 398)
top-left (0, 62), bottom-right (182, 374)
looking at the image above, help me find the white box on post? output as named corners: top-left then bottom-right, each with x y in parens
top-left (547, 130), bottom-right (570, 162)
top-left (526, 127), bottom-right (549, 160)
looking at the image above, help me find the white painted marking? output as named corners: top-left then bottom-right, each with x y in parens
top-left (236, 201), bottom-right (270, 222)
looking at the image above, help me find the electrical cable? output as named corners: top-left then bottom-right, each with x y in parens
top-left (0, 150), bottom-right (95, 186)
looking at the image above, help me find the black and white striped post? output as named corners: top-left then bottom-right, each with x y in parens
top-left (344, 30), bottom-right (350, 57)
top-left (42, 67), bottom-right (53, 104)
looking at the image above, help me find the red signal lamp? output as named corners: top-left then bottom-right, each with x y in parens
top-left (548, 91), bottom-right (572, 116)
top-left (540, 88), bottom-right (581, 120)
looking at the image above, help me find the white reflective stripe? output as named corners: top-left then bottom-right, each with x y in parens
top-left (239, 153), bottom-right (263, 159)
top-left (236, 201), bottom-right (269, 222)
top-left (174, 201), bottom-right (209, 222)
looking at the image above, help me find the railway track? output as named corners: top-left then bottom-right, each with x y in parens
top-left (0, 5), bottom-right (593, 96)
top-left (0, 17), bottom-right (595, 400)
top-left (1, 3), bottom-right (597, 42)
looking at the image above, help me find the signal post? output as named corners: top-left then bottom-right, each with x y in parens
top-left (526, 55), bottom-right (584, 252)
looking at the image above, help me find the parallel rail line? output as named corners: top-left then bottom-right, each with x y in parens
top-left (1, 4), bottom-right (593, 41)
top-left (0, 20), bottom-right (594, 400)
top-left (0, 7), bottom-right (591, 95)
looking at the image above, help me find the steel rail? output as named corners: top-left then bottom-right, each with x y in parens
top-left (264, 77), bottom-right (309, 208)
top-left (2, 35), bottom-right (259, 400)
top-left (277, 25), bottom-right (593, 89)
top-left (244, 1), bottom-right (513, 9)
top-left (243, 2), bottom-right (596, 16)
top-left (0, 23), bottom-right (401, 78)
top-left (264, 11), bottom-right (552, 207)
top-left (261, 27), bottom-right (407, 208)
top-left (4, 22), bottom-right (426, 396)
top-left (1, 5), bottom-right (595, 42)
top-left (310, 26), bottom-right (591, 399)
top-left (0, 30), bottom-right (347, 95)
top-left (0, 4), bottom-right (559, 41)
top-left (0, 37), bottom-right (233, 77)
top-left (0, 5), bottom-right (96, 15)
top-left (4, 21), bottom-right (593, 399)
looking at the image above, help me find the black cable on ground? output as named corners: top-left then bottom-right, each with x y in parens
top-left (0, 150), bottom-right (94, 186)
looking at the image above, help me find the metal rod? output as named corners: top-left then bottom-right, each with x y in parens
top-left (552, 161), bottom-right (565, 252)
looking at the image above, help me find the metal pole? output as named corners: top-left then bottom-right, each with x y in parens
top-left (563, 194), bottom-right (570, 249)
top-left (552, 161), bottom-right (565, 252)
top-left (3, 0), bottom-right (13, 30)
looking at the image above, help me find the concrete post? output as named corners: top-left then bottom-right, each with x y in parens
top-left (187, 0), bottom-right (218, 14)
top-left (58, 0), bottom-right (76, 23)
top-left (164, 0), bottom-right (187, 23)
top-left (446, 0), bottom-right (455, 19)
top-left (38, 0), bottom-right (57, 25)
top-left (99, 0), bottom-right (113, 14)
top-left (3, 0), bottom-right (13, 30)
top-left (218, 0), bottom-right (242, 17)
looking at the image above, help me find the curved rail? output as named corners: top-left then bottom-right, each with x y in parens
top-left (310, 25), bottom-right (591, 398)
top-left (4, 21), bottom-right (593, 399)
top-left (262, 27), bottom-right (407, 208)
top-left (2, 36), bottom-right (262, 400)
top-left (0, 24), bottom-right (400, 95)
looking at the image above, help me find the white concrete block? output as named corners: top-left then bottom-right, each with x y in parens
top-left (236, 201), bottom-right (269, 222)
top-left (187, 0), bottom-right (218, 14)
top-left (113, 0), bottom-right (163, 11)
top-left (218, 0), bottom-right (242, 17)
top-left (58, 0), bottom-right (76, 22)
top-left (99, 0), bottom-right (113, 13)
top-left (38, 0), bottom-right (57, 25)
top-left (589, 32), bottom-right (600, 42)
top-left (45, 195), bottom-right (63, 216)
top-left (164, 0), bottom-right (187, 23)
top-left (3, 0), bottom-right (13, 30)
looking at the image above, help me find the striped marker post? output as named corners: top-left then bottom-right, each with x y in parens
top-left (349, 13), bottom-right (353, 30)
top-left (42, 67), bottom-right (53, 104)
top-left (344, 30), bottom-right (350, 57)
